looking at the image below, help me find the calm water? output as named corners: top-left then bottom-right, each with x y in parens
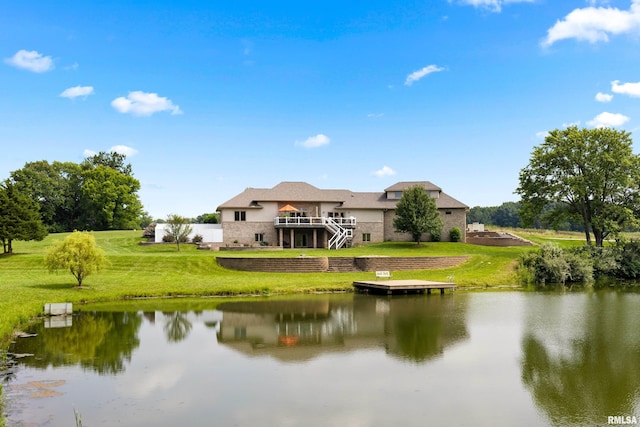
top-left (4, 291), bottom-right (640, 427)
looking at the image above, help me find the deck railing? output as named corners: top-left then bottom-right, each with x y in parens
top-left (274, 216), bottom-right (356, 249)
top-left (274, 216), bottom-right (356, 227)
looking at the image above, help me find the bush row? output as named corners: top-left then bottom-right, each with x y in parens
top-left (517, 240), bottom-right (640, 286)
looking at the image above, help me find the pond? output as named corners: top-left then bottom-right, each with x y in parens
top-left (4, 291), bottom-right (640, 426)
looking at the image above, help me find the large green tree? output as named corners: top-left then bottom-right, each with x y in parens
top-left (393, 185), bottom-right (443, 245)
top-left (517, 126), bottom-right (640, 246)
top-left (0, 182), bottom-right (48, 253)
top-left (9, 151), bottom-right (142, 232)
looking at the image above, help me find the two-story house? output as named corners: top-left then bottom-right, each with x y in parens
top-left (216, 181), bottom-right (468, 249)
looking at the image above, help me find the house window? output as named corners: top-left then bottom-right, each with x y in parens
top-left (234, 211), bottom-right (246, 221)
top-left (445, 211), bottom-right (452, 215)
top-left (363, 233), bottom-right (371, 242)
top-left (255, 233), bottom-right (264, 242)
top-left (395, 191), bottom-right (402, 199)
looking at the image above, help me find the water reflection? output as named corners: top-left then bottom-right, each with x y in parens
top-left (216, 294), bottom-right (468, 363)
top-left (10, 311), bottom-right (142, 375)
top-left (162, 311), bottom-right (193, 343)
top-left (521, 292), bottom-right (640, 426)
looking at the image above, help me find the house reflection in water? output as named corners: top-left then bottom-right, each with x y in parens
top-left (216, 294), bottom-right (468, 363)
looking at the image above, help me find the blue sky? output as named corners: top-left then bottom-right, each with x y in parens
top-left (2, 0), bottom-right (640, 219)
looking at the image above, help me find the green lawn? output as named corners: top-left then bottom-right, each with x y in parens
top-left (0, 229), bottom-right (583, 344)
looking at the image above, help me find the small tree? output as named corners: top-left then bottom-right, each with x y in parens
top-left (393, 185), bottom-right (444, 245)
top-left (164, 214), bottom-right (193, 251)
top-left (45, 231), bottom-right (107, 287)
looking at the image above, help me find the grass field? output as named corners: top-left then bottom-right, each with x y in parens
top-left (0, 228), bottom-right (589, 345)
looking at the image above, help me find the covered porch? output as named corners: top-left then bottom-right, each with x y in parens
top-left (274, 216), bottom-right (356, 249)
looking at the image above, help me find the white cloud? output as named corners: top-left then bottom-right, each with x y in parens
top-left (4, 49), bottom-right (54, 73)
top-left (295, 134), bottom-right (330, 148)
top-left (562, 120), bottom-right (582, 128)
top-left (453, 0), bottom-right (534, 13)
top-left (60, 86), bottom-right (95, 99)
top-left (535, 131), bottom-right (548, 139)
top-left (111, 145), bottom-right (138, 157)
top-left (111, 91), bottom-right (182, 116)
top-left (373, 166), bottom-right (396, 177)
top-left (541, 0), bottom-right (640, 47)
top-left (83, 149), bottom-right (97, 157)
top-left (404, 65), bottom-right (445, 86)
top-left (611, 79), bottom-right (640, 97)
top-left (587, 111), bottom-right (630, 127)
top-left (595, 92), bottom-right (613, 102)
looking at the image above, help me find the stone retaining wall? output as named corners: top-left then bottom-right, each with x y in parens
top-left (466, 231), bottom-right (533, 247)
top-left (216, 255), bottom-right (469, 273)
top-left (216, 256), bottom-right (329, 272)
top-left (354, 256), bottom-right (469, 272)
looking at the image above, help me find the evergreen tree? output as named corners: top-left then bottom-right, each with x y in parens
top-left (0, 182), bottom-right (48, 253)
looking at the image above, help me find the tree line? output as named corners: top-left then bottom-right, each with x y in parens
top-left (1, 151), bottom-right (142, 253)
top-left (467, 202), bottom-right (585, 231)
top-left (3, 126), bottom-right (640, 254)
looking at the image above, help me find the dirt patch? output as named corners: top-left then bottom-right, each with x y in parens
top-left (15, 380), bottom-right (66, 398)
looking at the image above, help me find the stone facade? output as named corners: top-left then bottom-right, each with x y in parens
top-left (217, 181), bottom-right (468, 248)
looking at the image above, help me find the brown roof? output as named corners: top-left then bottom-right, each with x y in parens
top-left (384, 181), bottom-right (442, 192)
top-left (217, 181), bottom-right (467, 211)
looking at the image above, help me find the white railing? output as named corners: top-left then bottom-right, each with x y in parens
top-left (273, 216), bottom-right (356, 249)
top-left (274, 216), bottom-right (356, 227)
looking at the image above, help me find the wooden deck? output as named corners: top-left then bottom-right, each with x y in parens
top-left (353, 279), bottom-right (456, 295)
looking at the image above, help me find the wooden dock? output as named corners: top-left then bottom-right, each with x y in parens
top-left (353, 279), bottom-right (456, 295)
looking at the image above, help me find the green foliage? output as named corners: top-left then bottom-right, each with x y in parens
top-left (393, 185), bottom-right (444, 245)
top-left (9, 152), bottom-right (142, 232)
top-left (518, 243), bottom-right (594, 286)
top-left (516, 239), bottom-right (640, 285)
top-left (517, 126), bottom-right (640, 247)
top-left (468, 202), bottom-right (523, 228)
top-left (138, 211), bottom-right (154, 229)
top-left (449, 227), bottom-right (462, 242)
top-left (615, 240), bottom-right (640, 279)
top-left (192, 234), bottom-right (203, 243)
top-left (0, 182), bottom-right (48, 253)
top-left (195, 213), bottom-right (220, 224)
top-left (164, 214), bottom-right (193, 251)
top-left (44, 231), bottom-right (108, 286)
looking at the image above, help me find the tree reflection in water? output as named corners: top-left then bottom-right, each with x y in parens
top-left (9, 311), bottom-right (142, 375)
top-left (521, 293), bottom-right (640, 426)
top-left (162, 311), bottom-right (193, 343)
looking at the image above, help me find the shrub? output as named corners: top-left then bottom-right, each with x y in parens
top-left (449, 227), bottom-right (462, 242)
top-left (616, 239), bottom-right (640, 279)
top-left (430, 229), bottom-right (441, 242)
top-left (192, 234), bottom-right (203, 243)
top-left (163, 233), bottom-right (189, 243)
top-left (142, 222), bottom-right (156, 238)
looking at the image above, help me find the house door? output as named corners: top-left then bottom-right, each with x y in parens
top-left (295, 233), bottom-right (308, 248)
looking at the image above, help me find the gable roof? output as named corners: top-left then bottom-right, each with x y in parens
top-left (217, 181), bottom-right (468, 211)
top-left (384, 181), bottom-right (442, 192)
